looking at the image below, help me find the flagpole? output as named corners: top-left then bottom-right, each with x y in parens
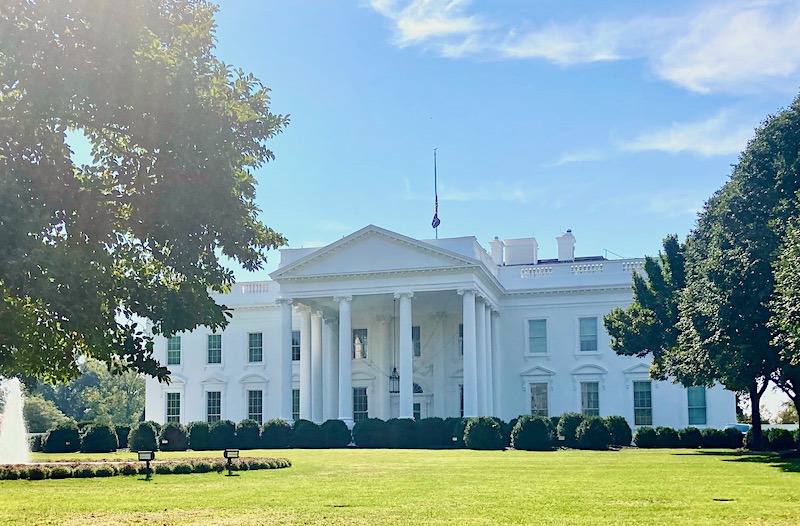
top-left (433, 148), bottom-right (439, 239)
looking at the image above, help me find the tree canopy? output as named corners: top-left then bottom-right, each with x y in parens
top-left (0, 0), bottom-right (288, 381)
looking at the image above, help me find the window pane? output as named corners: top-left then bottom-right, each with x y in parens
top-left (166, 392), bottom-right (181, 422)
top-left (579, 317), bottom-right (598, 352)
top-left (413, 403), bottom-right (421, 420)
top-left (458, 324), bottom-right (464, 356)
top-left (167, 336), bottom-right (181, 365)
top-left (292, 389), bottom-right (300, 421)
top-left (412, 326), bottom-right (421, 357)
top-left (581, 382), bottom-right (599, 416)
top-left (687, 386), bottom-right (707, 425)
top-left (207, 391), bottom-right (221, 424)
top-left (353, 387), bottom-right (368, 422)
top-left (207, 334), bottom-right (222, 364)
top-left (248, 390), bottom-right (263, 425)
top-left (528, 319), bottom-right (547, 354)
top-left (353, 329), bottom-right (368, 359)
top-left (459, 384), bottom-right (464, 418)
top-left (248, 332), bottom-right (263, 363)
top-left (292, 331), bottom-right (301, 361)
top-left (633, 381), bottom-right (652, 426)
top-left (530, 383), bottom-right (548, 417)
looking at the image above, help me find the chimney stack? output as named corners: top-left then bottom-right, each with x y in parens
top-left (488, 236), bottom-right (505, 266)
top-left (556, 229), bottom-right (576, 262)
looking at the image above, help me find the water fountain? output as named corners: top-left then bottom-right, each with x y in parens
top-left (0, 378), bottom-right (30, 464)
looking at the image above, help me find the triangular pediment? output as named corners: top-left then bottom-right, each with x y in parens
top-left (623, 363), bottom-right (651, 375)
top-left (271, 225), bottom-right (478, 280)
top-left (520, 365), bottom-right (556, 377)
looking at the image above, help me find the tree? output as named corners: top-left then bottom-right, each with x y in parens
top-left (774, 402), bottom-right (799, 424)
top-left (0, 0), bottom-right (288, 382)
top-left (22, 393), bottom-right (69, 433)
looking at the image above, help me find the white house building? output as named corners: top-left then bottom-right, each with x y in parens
top-left (144, 225), bottom-right (736, 430)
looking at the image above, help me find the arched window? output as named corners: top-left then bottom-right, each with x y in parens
top-left (413, 383), bottom-right (423, 394)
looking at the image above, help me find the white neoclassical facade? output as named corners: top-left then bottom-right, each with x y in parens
top-left (145, 225), bottom-right (736, 430)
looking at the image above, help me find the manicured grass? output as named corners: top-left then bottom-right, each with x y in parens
top-left (0, 448), bottom-right (798, 525)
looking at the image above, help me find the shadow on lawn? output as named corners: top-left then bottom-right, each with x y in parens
top-left (672, 450), bottom-right (800, 473)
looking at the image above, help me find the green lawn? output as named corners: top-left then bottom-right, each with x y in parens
top-left (0, 448), bottom-right (798, 525)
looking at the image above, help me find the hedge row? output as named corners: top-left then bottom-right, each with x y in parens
top-left (744, 428), bottom-right (799, 451)
top-left (633, 426), bottom-right (744, 448)
top-left (0, 457), bottom-right (291, 481)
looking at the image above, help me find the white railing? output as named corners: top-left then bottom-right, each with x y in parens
top-left (520, 267), bottom-right (553, 278)
top-left (241, 282), bottom-right (269, 294)
top-left (622, 261), bottom-right (644, 272)
top-left (571, 263), bottom-right (604, 274)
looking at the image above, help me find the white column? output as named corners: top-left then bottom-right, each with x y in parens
top-left (311, 311), bottom-right (323, 424)
top-left (475, 296), bottom-right (487, 416)
top-left (395, 292), bottom-right (414, 419)
top-left (485, 302), bottom-right (494, 416)
top-left (335, 295), bottom-right (354, 427)
top-left (322, 317), bottom-right (339, 422)
top-left (491, 310), bottom-right (501, 418)
top-left (277, 298), bottom-right (293, 422)
top-left (459, 289), bottom-right (478, 417)
top-left (299, 307), bottom-right (312, 421)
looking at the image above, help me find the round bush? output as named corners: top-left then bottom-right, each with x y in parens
top-left (767, 428), bottom-right (795, 450)
top-left (415, 417), bottom-right (450, 448)
top-left (94, 466), bottom-right (115, 477)
top-left (321, 419), bottom-right (352, 448)
top-left (29, 434), bottom-right (43, 452)
top-left (723, 427), bottom-right (744, 449)
top-left (261, 419), bottom-right (292, 448)
top-left (291, 419), bottom-right (323, 448)
top-left (679, 427), bottom-right (702, 449)
top-left (193, 461), bottom-right (213, 473)
top-left (188, 421), bottom-right (212, 451)
top-left (155, 464), bottom-right (173, 475)
top-left (576, 416), bottom-right (612, 450)
top-left (387, 418), bottom-right (417, 448)
top-left (701, 428), bottom-right (727, 448)
top-left (464, 417), bottom-right (503, 450)
top-left (557, 413), bottom-right (585, 448)
top-left (120, 463), bottom-right (138, 476)
top-left (50, 466), bottom-right (73, 479)
top-left (633, 426), bottom-right (658, 448)
top-left (209, 420), bottom-right (236, 450)
top-left (236, 419), bottom-right (262, 449)
top-left (606, 416), bottom-right (632, 446)
top-left (26, 466), bottom-right (48, 480)
top-left (172, 462), bottom-right (193, 475)
top-left (73, 465), bottom-right (96, 478)
top-left (655, 426), bottom-right (680, 448)
top-left (159, 422), bottom-right (188, 451)
top-left (352, 418), bottom-right (389, 448)
top-left (116, 425), bottom-right (131, 448)
top-left (81, 424), bottom-right (119, 453)
top-left (511, 415), bottom-right (555, 451)
top-left (128, 421), bottom-right (159, 452)
top-left (43, 421), bottom-right (80, 453)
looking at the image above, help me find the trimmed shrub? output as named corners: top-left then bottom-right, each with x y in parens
top-left (445, 417), bottom-right (467, 448)
top-left (94, 466), bottom-right (115, 477)
top-left (464, 417), bottom-right (503, 450)
top-left (655, 427), bottom-right (681, 448)
top-left (606, 416), bottom-right (632, 447)
top-left (209, 420), bottom-right (236, 450)
top-left (352, 418), bottom-right (389, 448)
top-left (261, 419), bottom-right (292, 448)
top-left (172, 462), bottom-right (193, 475)
top-left (633, 426), bottom-right (658, 448)
top-left (291, 419), bottom-right (324, 448)
top-left (701, 428), bottom-right (727, 448)
top-left (188, 421), bottom-right (212, 451)
top-left (116, 425), bottom-right (131, 448)
top-left (120, 463), bottom-right (138, 476)
top-left (29, 434), bottom-right (43, 452)
top-left (549, 416), bottom-right (561, 431)
top-left (155, 464), bottom-right (173, 475)
top-left (193, 461), bottom-right (213, 473)
top-left (43, 421), bottom-right (81, 453)
top-left (416, 417), bottom-right (450, 448)
top-left (387, 419), bottom-right (418, 448)
top-left (50, 466), bottom-right (73, 479)
top-left (321, 419), bottom-right (351, 448)
top-left (576, 416), bottom-right (612, 450)
top-left (511, 415), bottom-right (555, 451)
top-left (73, 465), bottom-right (96, 478)
top-left (767, 428), bottom-right (795, 450)
top-left (235, 419), bottom-right (262, 449)
top-left (159, 422), bottom-right (188, 451)
top-left (81, 424), bottom-right (119, 453)
top-left (723, 427), bottom-right (744, 449)
top-left (128, 421), bottom-right (159, 452)
top-left (679, 427), bottom-right (703, 449)
top-left (26, 466), bottom-right (48, 480)
top-left (558, 413), bottom-right (585, 448)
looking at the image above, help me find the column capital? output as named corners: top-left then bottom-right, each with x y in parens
top-left (311, 310), bottom-right (323, 318)
top-left (333, 295), bottom-right (352, 303)
top-left (275, 297), bottom-right (294, 306)
top-left (297, 304), bottom-right (313, 313)
top-left (457, 288), bottom-right (478, 296)
top-left (393, 291), bottom-right (414, 300)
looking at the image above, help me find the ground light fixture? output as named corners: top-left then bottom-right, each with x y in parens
top-left (138, 450), bottom-right (155, 479)
top-left (224, 448), bottom-right (239, 476)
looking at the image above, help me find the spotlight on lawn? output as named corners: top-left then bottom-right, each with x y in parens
top-left (224, 448), bottom-right (239, 477)
top-left (138, 450), bottom-right (155, 479)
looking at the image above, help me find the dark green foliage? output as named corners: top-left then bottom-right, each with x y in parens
top-left (209, 420), bottom-right (236, 450)
top-left (558, 413), bottom-right (585, 447)
top-left (291, 419), bottom-right (324, 448)
top-left (679, 427), bottom-right (702, 449)
top-left (80, 424), bottom-right (119, 453)
top-left (444, 417), bottom-right (467, 447)
top-left (29, 434), bottom-right (43, 452)
top-left (43, 421), bottom-right (80, 453)
top-left (549, 416), bottom-right (561, 432)
top-left (193, 461), bottom-right (213, 473)
top-left (320, 419), bottom-right (351, 448)
top-left (655, 427), bottom-right (680, 448)
top-left (633, 427), bottom-right (658, 448)
top-left (94, 466), bottom-right (115, 477)
top-left (723, 427), bottom-right (744, 449)
top-left (72, 466), bottom-right (96, 478)
top-left (767, 428), bottom-right (795, 450)
top-left (511, 415), bottom-right (555, 451)
top-left (261, 419), bottom-right (292, 448)
top-left (387, 419), bottom-right (418, 448)
top-left (502, 418), bottom-right (518, 448)
top-left (172, 462), bottom-right (193, 475)
top-left (700, 428), bottom-right (728, 448)
top-left (155, 464), bottom-right (173, 475)
top-left (463, 417), bottom-right (503, 450)
top-left (576, 416), bottom-right (612, 450)
top-left (235, 419), bottom-right (261, 449)
top-left (26, 466), bottom-right (48, 480)
top-left (188, 421), bottom-right (212, 451)
top-left (352, 418), bottom-right (389, 448)
top-left (606, 416), bottom-right (633, 446)
top-left (159, 422), bottom-right (188, 451)
top-left (128, 421), bottom-right (159, 452)
top-left (415, 417), bottom-right (450, 448)
top-left (116, 426), bottom-right (131, 449)
top-left (50, 466), bottom-right (72, 479)
top-left (120, 463), bottom-right (138, 476)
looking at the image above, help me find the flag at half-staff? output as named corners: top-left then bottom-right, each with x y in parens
top-left (432, 194), bottom-right (440, 228)
top-left (431, 148), bottom-right (441, 232)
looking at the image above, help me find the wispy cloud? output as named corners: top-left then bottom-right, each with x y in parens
top-left (549, 149), bottom-right (606, 167)
top-left (620, 110), bottom-right (755, 156)
top-left (369, 0), bottom-right (486, 47)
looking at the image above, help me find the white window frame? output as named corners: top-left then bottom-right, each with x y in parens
top-left (576, 316), bottom-right (600, 355)
top-left (412, 325), bottom-right (422, 357)
top-left (165, 391), bottom-right (182, 423)
top-left (521, 366), bottom-right (555, 418)
top-left (687, 386), bottom-right (707, 426)
top-left (207, 333), bottom-right (222, 365)
top-left (291, 330), bottom-right (301, 362)
top-left (248, 332), bottom-right (263, 363)
top-left (633, 380), bottom-right (653, 426)
top-left (352, 328), bottom-right (368, 360)
top-left (167, 336), bottom-right (181, 366)
top-left (525, 317), bottom-right (549, 356)
top-left (247, 389), bottom-right (264, 425)
top-left (206, 390), bottom-right (222, 424)
top-left (353, 386), bottom-right (369, 422)
top-left (581, 381), bottom-right (600, 416)
top-left (530, 382), bottom-right (549, 417)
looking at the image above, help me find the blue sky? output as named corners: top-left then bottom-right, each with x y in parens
top-left (210, 0), bottom-right (800, 284)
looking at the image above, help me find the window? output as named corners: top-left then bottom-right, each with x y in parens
top-left (167, 336), bottom-right (181, 365)
top-left (353, 387), bottom-right (368, 422)
top-left (291, 330), bottom-right (300, 361)
top-left (166, 392), bottom-right (181, 422)
top-left (688, 386), bottom-right (707, 425)
top-left (248, 390), bottom-right (263, 425)
top-left (353, 328), bottom-right (368, 359)
top-left (206, 391), bottom-right (221, 424)
top-left (633, 381), bottom-right (652, 426)
top-left (581, 382), bottom-right (600, 416)
top-left (459, 384), bottom-right (464, 417)
top-left (207, 334), bottom-right (222, 364)
top-left (528, 319), bottom-right (547, 354)
top-left (530, 382), bottom-right (548, 417)
top-left (292, 389), bottom-right (300, 421)
top-left (458, 324), bottom-right (464, 356)
top-left (412, 326), bottom-right (421, 357)
top-left (413, 402), bottom-right (421, 420)
top-left (248, 332), bottom-right (263, 363)
top-left (579, 317), bottom-right (598, 352)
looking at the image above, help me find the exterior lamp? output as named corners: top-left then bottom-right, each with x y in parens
top-left (224, 448), bottom-right (239, 476)
top-left (138, 450), bottom-right (155, 479)
top-left (389, 367), bottom-right (399, 394)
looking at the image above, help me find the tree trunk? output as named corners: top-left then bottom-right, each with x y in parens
top-left (749, 382), bottom-right (764, 450)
